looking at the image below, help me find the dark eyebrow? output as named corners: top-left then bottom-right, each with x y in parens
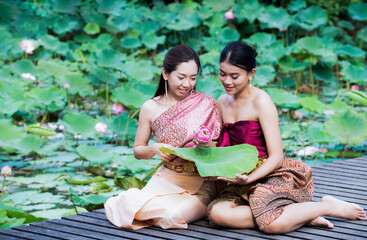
top-left (178, 72), bottom-right (197, 77)
top-left (220, 69), bottom-right (239, 75)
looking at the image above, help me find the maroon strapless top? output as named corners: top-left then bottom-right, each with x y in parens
top-left (218, 121), bottom-right (268, 157)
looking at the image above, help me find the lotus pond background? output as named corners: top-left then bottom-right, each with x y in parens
top-left (0, 0), bottom-right (366, 229)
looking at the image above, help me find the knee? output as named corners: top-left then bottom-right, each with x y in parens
top-left (262, 221), bottom-right (289, 234)
top-left (208, 204), bottom-right (228, 226)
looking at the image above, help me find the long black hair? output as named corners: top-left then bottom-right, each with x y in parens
top-left (220, 41), bottom-right (258, 72)
top-left (153, 45), bottom-right (201, 98)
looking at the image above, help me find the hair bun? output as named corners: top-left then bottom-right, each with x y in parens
top-left (253, 50), bottom-right (258, 58)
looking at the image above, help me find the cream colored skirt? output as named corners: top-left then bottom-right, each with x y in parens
top-left (104, 166), bottom-right (215, 229)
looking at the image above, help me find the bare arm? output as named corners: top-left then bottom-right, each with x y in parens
top-left (133, 101), bottom-right (175, 162)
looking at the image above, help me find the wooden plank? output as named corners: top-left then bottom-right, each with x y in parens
top-left (11, 225), bottom-right (75, 240)
top-left (0, 229), bottom-right (43, 240)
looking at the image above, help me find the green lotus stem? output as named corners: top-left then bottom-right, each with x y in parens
top-left (309, 62), bottom-right (314, 96)
top-left (121, 109), bottom-right (140, 145)
top-left (67, 89), bottom-right (72, 112)
top-left (40, 110), bottom-right (48, 126)
top-left (106, 69), bottom-right (109, 118)
top-left (78, 50), bottom-right (86, 64)
top-left (1, 175), bottom-right (6, 201)
top-left (115, 114), bottom-right (122, 145)
top-left (70, 194), bottom-right (79, 214)
top-left (94, 135), bottom-right (100, 148)
top-left (74, 99), bottom-right (78, 112)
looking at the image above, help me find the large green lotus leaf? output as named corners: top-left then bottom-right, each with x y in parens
top-left (300, 97), bottom-right (327, 114)
top-left (15, 135), bottom-right (44, 155)
top-left (296, 6), bottom-right (327, 31)
top-left (96, 0), bottom-right (126, 15)
top-left (337, 20), bottom-right (354, 31)
top-left (106, 16), bottom-right (130, 32)
top-left (61, 72), bottom-right (92, 97)
top-left (120, 36), bottom-right (141, 49)
top-left (111, 85), bottom-right (150, 109)
top-left (233, 0), bottom-right (264, 23)
top-left (10, 59), bottom-right (36, 76)
top-left (0, 204), bottom-right (46, 224)
top-left (335, 45), bottom-right (366, 58)
top-left (52, 15), bottom-right (80, 35)
top-left (313, 64), bottom-right (337, 82)
top-left (246, 33), bottom-right (276, 49)
top-left (296, 36), bottom-right (325, 56)
top-left (76, 145), bottom-right (113, 166)
top-left (114, 176), bottom-right (146, 190)
top-left (166, 5), bottom-right (200, 31)
top-left (259, 5), bottom-right (292, 30)
top-left (280, 123), bottom-right (300, 139)
top-left (122, 60), bottom-right (158, 82)
top-left (50, 0), bottom-right (80, 14)
top-left (197, 6), bottom-right (213, 20)
top-left (357, 27), bottom-right (367, 42)
top-left (91, 68), bottom-right (119, 86)
top-left (108, 114), bottom-right (138, 136)
top-left (254, 65), bottom-right (275, 87)
top-left (340, 61), bottom-right (367, 84)
top-left (132, 20), bottom-right (159, 35)
top-left (93, 49), bottom-right (126, 69)
top-left (320, 26), bottom-right (343, 40)
top-left (37, 59), bottom-right (69, 78)
top-left (142, 32), bottom-right (166, 50)
top-left (83, 23), bottom-right (100, 35)
top-left (348, 3), bottom-right (367, 21)
top-left (31, 208), bottom-right (75, 220)
top-left (0, 120), bottom-right (25, 145)
top-left (289, 0), bottom-right (306, 13)
top-left (257, 41), bottom-right (285, 65)
top-left (0, 1), bottom-right (20, 22)
top-left (264, 88), bottom-right (300, 109)
top-left (117, 155), bottom-right (155, 173)
top-left (202, 0), bottom-right (234, 12)
top-left (38, 34), bottom-right (61, 51)
top-left (200, 50), bottom-right (220, 66)
top-left (346, 90), bottom-right (367, 106)
top-left (327, 101), bottom-right (349, 113)
top-left (90, 34), bottom-right (115, 50)
top-left (307, 127), bottom-right (335, 144)
top-left (324, 110), bottom-right (367, 145)
top-left (279, 55), bottom-right (308, 72)
top-left (68, 188), bottom-right (108, 212)
top-left (219, 27), bottom-right (240, 42)
top-left (160, 144), bottom-right (259, 178)
top-left (27, 86), bottom-right (65, 107)
top-left (61, 112), bottom-right (97, 139)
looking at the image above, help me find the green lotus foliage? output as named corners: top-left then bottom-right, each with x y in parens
top-left (254, 65), bottom-right (276, 87)
top-left (76, 145), bottom-right (113, 166)
top-left (265, 88), bottom-right (300, 109)
top-left (61, 112), bottom-right (97, 139)
top-left (300, 96), bottom-right (327, 114)
top-left (160, 144), bottom-right (259, 178)
top-left (335, 45), bottom-right (366, 58)
top-left (324, 110), bottom-right (367, 146)
top-left (233, 0), bottom-right (263, 23)
top-left (259, 5), bottom-right (292, 30)
top-left (340, 61), bottom-right (367, 84)
top-left (346, 90), bottom-right (367, 106)
top-left (348, 3), bottom-right (367, 21)
top-left (295, 6), bottom-right (327, 31)
top-left (15, 135), bottom-right (44, 155)
top-left (83, 23), bottom-right (100, 35)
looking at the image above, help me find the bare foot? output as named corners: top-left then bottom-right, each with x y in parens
top-left (308, 217), bottom-right (334, 228)
top-left (322, 195), bottom-right (367, 220)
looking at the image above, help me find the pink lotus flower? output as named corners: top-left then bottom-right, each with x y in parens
top-left (64, 83), bottom-right (70, 89)
top-left (297, 146), bottom-right (321, 156)
top-left (195, 126), bottom-right (212, 144)
top-left (21, 73), bottom-right (36, 81)
top-left (20, 39), bottom-right (36, 54)
top-left (95, 122), bottom-right (108, 135)
top-left (224, 8), bottom-right (234, 20)
top-left (112, 102), bottom-right (125, 115)
top-left (1, 165), bottom-right (11, 176)
top-left (351, 85), bottom-right (359, 91)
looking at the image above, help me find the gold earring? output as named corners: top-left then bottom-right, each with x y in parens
top-left (249, 77), bottom-right (252, 93)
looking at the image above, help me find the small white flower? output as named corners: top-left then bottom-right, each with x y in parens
top-left (323, 110), bottom-right (335, 116)
top-left (20, 39), bottom-right (36, 54)
top-left (95, 122), bottom-right (108, 135)
top-left (297, 146), bottom-right (321, 156)
top-left (21, 73), bottom-right (36, 81)
top-left (1, 165), bottom-right (12, 176)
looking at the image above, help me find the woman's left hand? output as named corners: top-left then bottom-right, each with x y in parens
top-left (217, 174), bottom-right (250, 185)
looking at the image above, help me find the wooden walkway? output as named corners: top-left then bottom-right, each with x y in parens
top-left (1, 156), bottom-right (366, 240)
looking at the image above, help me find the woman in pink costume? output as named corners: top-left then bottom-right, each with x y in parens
top-left (105, 45), bottom-right (222, 230)
top-left (207, 41), bottom-right (367, 233)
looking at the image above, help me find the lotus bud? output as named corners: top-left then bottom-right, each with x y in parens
top-left (297, 146), bottom-right (321, 156)
top-left (64, 83), bottom-right (70, 89)
top-left (1, 165), bottom-right (11, 176)
top-left (21, 73), bottom-right (36, 81)
top-left (224, 8), bottom-right (234, 20)
top-left (20, 39), bottom-right (36, 54)
top-left (95, 122), bottom-right (108, 135)
top-left (194, 126), bottom-right (212, 144)
top-left (112, 102), bottom-right (125, 115)
top-left (351, 85), bottom-right (359, 91)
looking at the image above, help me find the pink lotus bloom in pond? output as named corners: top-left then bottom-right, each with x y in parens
top-left (20, 39), bottom-right (36, 54)
top-left (297, 146), bottom-right (321, 156)
top-left (351, 85), bottom-right (359, 91)
top-left (64, 83), bottom-right (70, 89)
top-left (194, 126), bottom-right (212, 144)
top-left (21, 73), bottom-right (36, 81)
top-left (112, 102), bottom-right (125, 115)
top-left (224, 8), bottom-right (234, 20)
top-left (1, 165), bottom-right (11, 176)
top-left (95, 122), bottom-right (108, 135)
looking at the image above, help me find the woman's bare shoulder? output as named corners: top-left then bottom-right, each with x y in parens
top-left (253, 89), bottom-right (274, 108)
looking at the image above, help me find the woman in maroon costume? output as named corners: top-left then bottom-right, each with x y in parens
top-left (207, 41), bottom-right (367, 234)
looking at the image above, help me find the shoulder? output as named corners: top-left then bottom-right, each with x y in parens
top-left (217, 94), bottom-right (230, 108)
top-left (253, 88), bottom-right (274, 110)
top-left (195, 91), bottom-right (216, 104)
top-left (140, 99), bottom-right (159, 117)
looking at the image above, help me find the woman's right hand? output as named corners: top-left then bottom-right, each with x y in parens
top-left (150, 143), bottom-right (176, 162)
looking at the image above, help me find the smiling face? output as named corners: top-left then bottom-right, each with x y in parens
top-left (219, 61), bottom-right (255, 96)
top-left (163, 60), bottom-right (198, 99)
